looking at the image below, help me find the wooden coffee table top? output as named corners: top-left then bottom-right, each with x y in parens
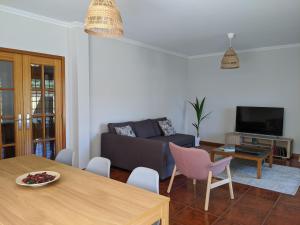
top-left (211, 145), bottom-right (271, 161)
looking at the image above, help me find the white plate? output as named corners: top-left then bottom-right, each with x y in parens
top-left (16, 171), bottom-right (60, 187)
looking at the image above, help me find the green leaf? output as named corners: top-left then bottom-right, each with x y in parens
top-left (192, 123), bottom-right (199, 130)
top-left (200, 111), bottom-right (212, 122)
top-left (189, 97), bottom-right (211, 136)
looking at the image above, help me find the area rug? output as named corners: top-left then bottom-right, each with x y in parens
top-left (217, 159), bottom-right (300, 195)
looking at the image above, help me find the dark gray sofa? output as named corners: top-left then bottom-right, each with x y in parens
top-left (101, 118), bottom-right (195, 179)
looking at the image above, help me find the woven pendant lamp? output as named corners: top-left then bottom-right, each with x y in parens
top-left (221, 33), bottom-right (240, 69)
top-left (84, 0), bottom-right (124, 37)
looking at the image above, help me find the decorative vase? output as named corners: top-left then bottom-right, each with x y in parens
top-left (195, 136), bottom-right (201, 147)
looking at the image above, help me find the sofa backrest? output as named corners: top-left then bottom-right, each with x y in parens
top-left (107, 117), bottom-right (167, 138)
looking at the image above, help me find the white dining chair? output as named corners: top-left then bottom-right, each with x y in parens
top-left (86, 157), bottom-right (111, 178)
top-left (55, 149), bottom-right (73, 166)
top-left (127, 167), bottom-right (160, 225)
top-left (127, 167), bottom-right (159, 193)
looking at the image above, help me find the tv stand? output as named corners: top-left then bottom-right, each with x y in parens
top-left (225, 132), bottom-right (293, 159)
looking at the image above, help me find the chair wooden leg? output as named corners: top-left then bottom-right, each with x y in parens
top-left (204, 171), bottom-right (212, 211)
top-left (167, 165), bottom-right (177, 193)
top-left (226, 165), bottom-right (234, 200)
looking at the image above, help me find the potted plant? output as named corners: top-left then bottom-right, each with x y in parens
top-left (189, 97), bottom-right (211, 146)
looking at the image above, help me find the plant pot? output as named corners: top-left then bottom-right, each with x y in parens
top-left (195, 136), bottom-right (201, 147)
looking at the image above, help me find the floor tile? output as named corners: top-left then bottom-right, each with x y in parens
top-left (212, 218), bottom-right (244, 225)
top-left (245, 187), bottom-right (280, 202)
top-left (170, 220), bottom-right (183, 225)
top-left (174, 207), bottom-right (217, 225)
top-left (170, 200), bottom-right (187, 219)
top-left (221, 190), bottom-right (275, 225)
top-left (264, 201), bottom-right (300, 225)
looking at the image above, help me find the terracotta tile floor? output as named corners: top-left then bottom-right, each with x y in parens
top-left (110, 145), bottom-right (300, 225)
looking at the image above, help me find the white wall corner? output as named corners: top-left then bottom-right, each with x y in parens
top-left (67, 26), bottom-right (91, 168)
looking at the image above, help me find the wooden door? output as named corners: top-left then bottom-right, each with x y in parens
top-left (23, 56), bottom-right (64, 159)
top-left (0, 52), bottom-right (23, 159)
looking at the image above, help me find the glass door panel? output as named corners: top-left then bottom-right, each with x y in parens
top-left (1, 119), bottom-right (15, 144)
top-left (32, 117), bottom-right (43, 140)
top-left (0, 91), bottom-right (14, 116)
top-left (0, 52), bottom-right (23, 159)
top-left (33, 141), bottom-right (43, 157)
top-left (0, 61), bottom-right (13, 88)
top-left (45, 140), bottom-right (55, 160)
top-left (0, 61), bottom-right (15, 159)
top-left (45, 116), bottom-right (55, 138)
top-left (31, 63), bottom-right (55, 157)
top-left (2, 146), bottom-right (15, 159)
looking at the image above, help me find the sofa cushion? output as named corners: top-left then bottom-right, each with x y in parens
top-left (151, 117), bottom-right (166, 136)
top-left (115, 125), bottom-right (136, 137)
top-left (149, 133), bottom-right (195, 147)
top-left (108, 122), bottom-right (134, 134)
top-left (133, 119), bottom-right (157, 138)
top-left (158, 119), bottom-right (176, 136)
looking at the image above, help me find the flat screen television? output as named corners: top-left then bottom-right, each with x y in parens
top-left (235, 106), bottom-right (284, 136)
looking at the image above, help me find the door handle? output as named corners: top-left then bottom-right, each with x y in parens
top-left (18, 114), bottom-right (22, 129)
top-left (26, 113), bottom-right (31, 129)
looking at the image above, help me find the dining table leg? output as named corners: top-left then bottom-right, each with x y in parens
top-left (160, 202), bottom-right (169, 225)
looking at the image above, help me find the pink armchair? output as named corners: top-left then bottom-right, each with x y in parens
top-left (167, 143), bottom-right (234, 211)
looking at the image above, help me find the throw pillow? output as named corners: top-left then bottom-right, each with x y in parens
top-left (158, 119), bottom-right (176, 136)
top-left (115, 125), bottom-right (136, 137)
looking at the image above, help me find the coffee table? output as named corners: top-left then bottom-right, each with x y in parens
top-left (210, 145), bottom-right (273, 179)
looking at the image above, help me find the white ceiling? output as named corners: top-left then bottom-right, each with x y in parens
top-left (1, 0), bottom-right (300, 56)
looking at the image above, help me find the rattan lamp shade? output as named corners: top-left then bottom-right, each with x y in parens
top-left (84, 0), bottom-right (124, 37)
top-left (221, 47), bottom-right (240, 69)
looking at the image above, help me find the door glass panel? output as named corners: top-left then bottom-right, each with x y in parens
top-left (2, 146), bottom-right (15, 159)
top-left (45, 140), bottom-right (55, 159)
top-left (33, 142), bottom-right (43, 157)
top-left (32, 117), bottom-right (43, 140)
top-left (29, 63), bottom-right (58, 159)
top-left (31, 64), bottom-right (42, 89)
top-left (0, 59), bottom-right (16, 160)
top-left (44, 66), bottom-right (54, 89)
top-left (32, 90), bottom-right (42, 115)
top-left (0, 91), bottom-right (14, 116)
top-left (45, 91), bottom-right (55, 114)
top-left (0, 61), bottom-right (13, 88)
top-left (1, 120), bottom-right (14, 144)
top-left (45, 117), bottom-right (55, 138)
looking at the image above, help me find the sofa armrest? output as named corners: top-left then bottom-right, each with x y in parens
top-left (101, 133), bottom-right (169, 174)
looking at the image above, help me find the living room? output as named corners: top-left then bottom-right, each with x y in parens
top-left (0, 1), bottom-right (299, 225)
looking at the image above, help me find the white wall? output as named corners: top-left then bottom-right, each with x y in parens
top-left (186, 46), bottom-right (300, 154)
top-left (0, 11), bottom-right (68, 56)
top-left (67, 25), bottom-right (90, 168)
top-left (89, 38), bottom-right (188, 157)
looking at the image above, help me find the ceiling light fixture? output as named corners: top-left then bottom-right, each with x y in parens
top-left (221, 33), bottom-right (240, 69)
top-left (84, 0), bottom-right (124, 37)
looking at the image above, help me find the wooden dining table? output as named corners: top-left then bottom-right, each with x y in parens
top-left (0, 156), bottom-right (170, 225)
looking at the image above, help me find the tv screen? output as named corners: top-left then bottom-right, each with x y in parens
top-left (235, 106), bottom-right (284, 136)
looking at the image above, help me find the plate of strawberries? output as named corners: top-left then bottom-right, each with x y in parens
top-left (16, 171), bottom-right (60, 187)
